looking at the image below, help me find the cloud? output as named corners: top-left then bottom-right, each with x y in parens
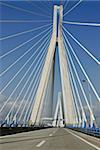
top-left (0, 94), bottom-right (27, 122)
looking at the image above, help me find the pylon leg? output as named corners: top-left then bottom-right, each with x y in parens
top-left (30, 6), bottom-right (58, 125)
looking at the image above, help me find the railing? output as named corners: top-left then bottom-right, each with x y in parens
top-left (66, 126), bottom-right (100, 138)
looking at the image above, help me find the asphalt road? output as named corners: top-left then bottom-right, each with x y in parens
top-left (0, 128), bottom-right (100, 150)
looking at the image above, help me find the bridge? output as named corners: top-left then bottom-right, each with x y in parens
top-left (0, 1), bottom-right (100, 150)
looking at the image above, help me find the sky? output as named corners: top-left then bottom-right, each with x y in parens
top-left (0, 0), bottom-right (100, 126)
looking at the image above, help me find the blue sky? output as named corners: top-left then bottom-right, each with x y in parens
top-left (0, 0), bottom-right (100, 125)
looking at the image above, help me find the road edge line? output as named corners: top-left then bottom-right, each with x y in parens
top-left (64, 128), bottom-right (100, 150)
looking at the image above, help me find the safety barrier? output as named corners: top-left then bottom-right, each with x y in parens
top-left (66, 126), bottom-right (100, 138)
top-left (0, 126), bottom-right (50, 136)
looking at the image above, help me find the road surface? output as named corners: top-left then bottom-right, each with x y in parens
top-left (0, 128), bottom-right (100, 150)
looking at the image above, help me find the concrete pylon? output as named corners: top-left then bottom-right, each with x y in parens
top-left (30, 6), bottom-right (58, 125)
top-left (30, 5), bottom-right (77, 126)
top-left (40, 60), bottom-right (54, 122)
top-left (58, 6), bottom-right (76, 125)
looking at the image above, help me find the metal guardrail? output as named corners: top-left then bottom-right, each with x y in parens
top-left (66, 126), bottom-right (100, 138)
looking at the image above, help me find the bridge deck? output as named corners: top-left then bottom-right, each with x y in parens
top-left (0, 128), bottom-right (100, 150)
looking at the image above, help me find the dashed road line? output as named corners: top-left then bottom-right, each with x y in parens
top-left (52, 128), bottom-right (58, 134)
top-left (49, 134), bottom-right (53, 137)
top-left (36, 140), bottom-right (46, 147)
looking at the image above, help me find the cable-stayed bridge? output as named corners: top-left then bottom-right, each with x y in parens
top-left (0, 1), bottom-right (100, 150)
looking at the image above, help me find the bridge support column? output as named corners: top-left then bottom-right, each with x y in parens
top-left (30, 5), bottom-right (78, 126)
top-left (58, 6), bottom-right (77, 125)
top-left (30, 6), bottom-right (58, 126)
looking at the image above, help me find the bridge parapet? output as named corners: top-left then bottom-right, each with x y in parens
top-left (66, 126), bottom-right (100, 138)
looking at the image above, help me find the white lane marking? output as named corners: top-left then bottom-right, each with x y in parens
top-left (36, 140), bottom-right (46, 147)
top-left (65, 129), bottom-right (100, 150)
top-left (49, 134), bottom-right (53, 136)
top-left (52, 128), bottom-right (58, 134)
